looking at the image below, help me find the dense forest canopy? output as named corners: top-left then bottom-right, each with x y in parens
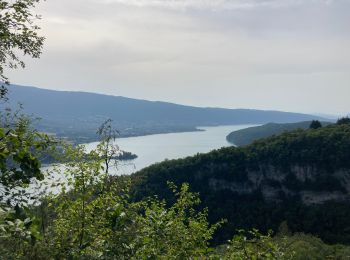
top-left (226, 121), bottom-right (332, 146)
top-left (131, 123), bottom-right (350, 245)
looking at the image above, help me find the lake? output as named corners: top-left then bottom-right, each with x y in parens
top-left (84, 124), bottom-right (254, 175)
top-left (4, 124), bottom-right (254, 202)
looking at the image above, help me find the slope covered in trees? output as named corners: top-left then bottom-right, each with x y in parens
top-left (131, 123), bottom-right (350, 245)
top-left (8, 85), bottom-right (326, 143)
top-left (227, 121), bottom-right (332, 146)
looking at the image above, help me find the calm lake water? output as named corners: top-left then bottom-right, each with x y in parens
top-left (4, 124), bottom-right (254, 201)
top-left (84, 124), bottom-right (254, 175)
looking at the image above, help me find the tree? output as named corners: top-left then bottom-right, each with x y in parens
top-left (337, 117), bottom-right (350, 125)
top-left (0, 1), bottom-right (48, 255)
top-left (0, 0), bottom-right (47, 245)
top-left (0, 111), bottom-right (55, 259)
top-left (0, 0), bottom-right (49, 202)
top-left (96, 119), bottom-right (120, 174)
top-left (309, 120), bottom-right (322, 129)
top-left (1, 0), bottom-right (46, 187)
top-left (0, 0), bottom-right (44, 97)
top-left (0, 110), bottom-right (52, 197)
top-left (224, 230), bottom-right (291, 259)
top-left (20, 138), bottom-right (223, 259)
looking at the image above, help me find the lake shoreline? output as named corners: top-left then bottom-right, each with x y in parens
top-left (83, 124), bottom-right (255, 175)
top-left (58, 123), bottom-right (254, 145)
top-left (58, 127), bottom-right (203, 145)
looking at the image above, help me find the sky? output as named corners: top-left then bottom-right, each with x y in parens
top-left (6, 0), bottom-right (350, 116)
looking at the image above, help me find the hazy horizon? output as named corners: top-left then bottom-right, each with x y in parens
top-left (5, 0), bottom-right (350, 116)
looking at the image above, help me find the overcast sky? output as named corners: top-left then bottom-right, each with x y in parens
top-left (6, 0), bottom-right (350, 115)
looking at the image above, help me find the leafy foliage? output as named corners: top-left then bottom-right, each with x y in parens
top-left (0, 108), bottom-right (61, 208)
top-left (0, 110), bottom-right (52, 190)
top-left (0, 0), bottom-right (44, 84)
top-left (0, 109), bottom-right (57, 260)
top-left (224, 230), bottom-right (291, 259)
top-left (96, 118), bottom-right (120, 173)
top-left (0, 127), bottom-right (224, 259)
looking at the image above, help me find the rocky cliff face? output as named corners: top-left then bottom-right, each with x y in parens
top-left (208, 164), bottom-right (350, 205)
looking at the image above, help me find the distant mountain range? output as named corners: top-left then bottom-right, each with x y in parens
top-left (6, 84), bottom-right (327, 143)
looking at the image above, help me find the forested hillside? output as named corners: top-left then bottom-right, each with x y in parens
top-left (131, 123), bottom-right (350, 244)
top-left (8, 85), bottom-right (325, 143)
top-left (227, 121), bottom-right (332, 146)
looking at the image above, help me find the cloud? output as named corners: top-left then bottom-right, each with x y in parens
top-left (99, 0), bottom-right (334, 10)
top-left (6, 0), bottom-right (350, 115)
